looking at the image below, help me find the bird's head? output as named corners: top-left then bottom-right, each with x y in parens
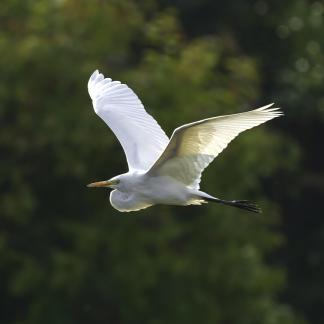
top-left (87, 176), bottom-right (121, 189)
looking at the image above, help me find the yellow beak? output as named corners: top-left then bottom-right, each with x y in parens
top-left (87, 180), bottom-right (114, 188)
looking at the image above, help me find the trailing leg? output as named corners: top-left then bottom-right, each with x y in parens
top-left (203, 196), bottom-right (262, 213)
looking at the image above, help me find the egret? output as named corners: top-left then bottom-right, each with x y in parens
top-left (87, 70), bottom-right (282, 213)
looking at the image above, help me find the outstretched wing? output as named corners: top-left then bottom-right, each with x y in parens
top-left (88, 70), bottom-right (169, 171)
top-left (148, 104), bottom-right (283, 189)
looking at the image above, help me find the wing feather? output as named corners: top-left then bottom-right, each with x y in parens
top-left (148, 104), bottom-right (283, 189)
top-left (88, 70), bottom-right (169, 171)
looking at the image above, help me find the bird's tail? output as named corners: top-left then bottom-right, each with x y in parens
top-left (202, 196), bottom-right (262, 213)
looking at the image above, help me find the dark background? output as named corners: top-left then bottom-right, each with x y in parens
top-left (1, 0), bottom-right (323, 323)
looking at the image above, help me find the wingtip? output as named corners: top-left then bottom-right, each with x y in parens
top-left (89, 69), bottom-right (105, 82)
top-left (88, 70), bottom-right (105, 98)
top-left (257, 103), bottom-right (275, 111)
top-left (90, 69), bottom-right (99, 79)
top-left (266, 102), bottom-right (275, 109)
top-left (256, 103), bottom-right (284, 117)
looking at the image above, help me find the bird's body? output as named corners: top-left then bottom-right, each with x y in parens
top-left (87, 70), bottom-right (283, 213)
top-left (107, 172), bottom-right (211, 212)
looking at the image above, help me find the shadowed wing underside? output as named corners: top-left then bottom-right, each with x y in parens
top-left (149, 104), bottom-right (283, 189)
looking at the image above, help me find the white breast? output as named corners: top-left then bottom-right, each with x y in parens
top-left (109, 190), bottom-right (153, 212)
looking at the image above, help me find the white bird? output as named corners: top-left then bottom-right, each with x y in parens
top-left (87, 70), bottom-right (283, 213)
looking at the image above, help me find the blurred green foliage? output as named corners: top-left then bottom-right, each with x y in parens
top-left (1, 0), bottom-right (323, 323)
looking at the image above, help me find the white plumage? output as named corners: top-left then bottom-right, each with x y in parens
top-left (88, 70), bottom-right (169, 171)
top-left (87, 70), bottom-right (283, 213)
